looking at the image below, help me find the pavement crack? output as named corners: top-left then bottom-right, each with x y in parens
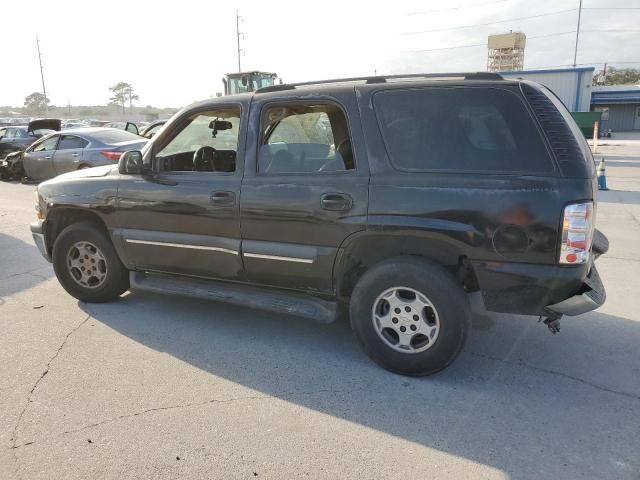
top-left (467, 351), bottom-right (640, 401)
top-left (7, 270), bottom-right (49, 281)
top-left (9, 313), bottom-right (91, 474)
top-left (12, 385), bottom-right (379, 449)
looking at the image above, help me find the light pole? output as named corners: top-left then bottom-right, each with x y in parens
top-left (36, 35), bottom-right (48, 116)
top-left (573, 0), bottom-right (583, 68)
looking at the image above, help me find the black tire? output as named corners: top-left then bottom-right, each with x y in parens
top-left (350, 257), bottom-right (470, 376)
top-left (52, 222), bottom-right (129, 302)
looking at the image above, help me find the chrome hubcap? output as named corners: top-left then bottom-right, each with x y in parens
top-left (66, 241), bottom-right (107, 289)
top-left (372, 287), bottom-right (440, 354)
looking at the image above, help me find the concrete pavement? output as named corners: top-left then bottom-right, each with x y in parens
top-left (1, 139), bottom-right (639, 479)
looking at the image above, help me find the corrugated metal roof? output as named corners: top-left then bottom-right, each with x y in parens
top-left (592, 85), bottom-right (640, 104)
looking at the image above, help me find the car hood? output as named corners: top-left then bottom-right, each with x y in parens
top-left (28, 118), bottom-right (61, 133)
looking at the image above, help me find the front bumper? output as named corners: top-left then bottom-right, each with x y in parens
top-left (30, 220), bottom-right (51, 262)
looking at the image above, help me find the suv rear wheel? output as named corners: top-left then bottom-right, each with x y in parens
top-left (52, 222), bottom-right (129, 302)
top-left (350, 257), bottom-right (470, 376)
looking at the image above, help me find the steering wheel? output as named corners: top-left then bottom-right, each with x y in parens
top-left (193, 146), bottom-right (217, 171)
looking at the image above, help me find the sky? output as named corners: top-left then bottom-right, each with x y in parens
top-left (2, 0), bottom-right (639, 108)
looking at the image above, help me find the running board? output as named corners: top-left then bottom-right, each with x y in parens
top-left (129, 272), bottom-right (337, 324)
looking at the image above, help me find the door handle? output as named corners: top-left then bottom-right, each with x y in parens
top-left (44, 155), bottom-right (52, 159)
top-left (210, 191), bottom-right (235, 206)
top-left (71, 153), bottom-right (80, 157)
top-left (321, 193), bottom-right (352, 211)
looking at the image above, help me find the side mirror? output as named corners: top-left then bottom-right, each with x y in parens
top-left (118, 150), bottom-right (144, 175)
top-left (124, 122), bottom-right (139, 135)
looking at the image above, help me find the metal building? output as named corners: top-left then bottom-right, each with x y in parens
top-left (591, 85), bottom-right (640, 132)
top-left (487, 32), bottom-right (526, 72)
top-left (500, 67), bottom-right (594, 112)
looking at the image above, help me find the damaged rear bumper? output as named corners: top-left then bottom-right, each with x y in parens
top-left (473, 229), bottom-right (609, 317)
top-left (544, 265), bottom-right (605, 316)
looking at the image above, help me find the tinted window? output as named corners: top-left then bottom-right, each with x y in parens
top-left (90, 129), bottom-right (142, 144)
top-left (373, 87), bottom-right (554, 173)
top-left (58, 135), bottom-right (88, 150)
top-left (4, 128), bottom-right (16, 139)
top-left (258, 103), bottom-right (354, 174)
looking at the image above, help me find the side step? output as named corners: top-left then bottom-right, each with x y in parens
top-left (129, 272), bottom-right (337, 324)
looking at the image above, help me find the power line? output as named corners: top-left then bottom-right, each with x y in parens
top-left (582, 6), bottom-right (640, 9)
top-left (407, 0), bottom-right (508, 16)
top-left (400, 31), bottom-right (576, 55)
top-left (399, 27), bottom-right (640, 55)
top-left (400, 7), bottom-right (577, 35)
top-left (526, 61), bottom-right (640, 69)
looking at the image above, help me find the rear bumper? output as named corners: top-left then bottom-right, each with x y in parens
top-left (30, 220), bottom-right (51, 262)
top-left (473, 230), bottom-right (608, 316)
top-left (544, 265), bottom-right (605, 316)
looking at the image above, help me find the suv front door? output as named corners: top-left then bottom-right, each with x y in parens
top-left (115, 103), bottom-right (247, 281)
top-left (240, 94), bottom-right (369, 293)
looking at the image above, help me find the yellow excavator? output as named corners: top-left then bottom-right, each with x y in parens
top-left (222, 71), bottom-right (279, 95)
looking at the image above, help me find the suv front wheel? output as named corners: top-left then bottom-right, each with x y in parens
top-left (350, 257), bottom-right (470, 376)
top-left (52, 222), bottom-right (130, 303)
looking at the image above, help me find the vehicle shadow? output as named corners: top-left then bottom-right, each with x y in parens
top-left (0, 232), bottom-right (52, 297)
top-left (81, 291), bottom-right (640, 479)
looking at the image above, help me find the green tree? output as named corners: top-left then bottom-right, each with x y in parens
top-left (24, 92), bottom-right (49, 114)
top-left (109, 82), bottom-right (139, 115)
top-left (593, 67), bottom-right (640, 86)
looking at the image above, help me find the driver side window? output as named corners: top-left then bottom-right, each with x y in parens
top-left (156, 107), bottom-right (241, 173)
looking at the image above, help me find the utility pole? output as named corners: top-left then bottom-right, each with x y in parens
top-left (572, 0), bottom-right (583, 68)
top-left (36, 35), bottom-right (48, 116)
top-left (236, 10), bottom-right (242, 72)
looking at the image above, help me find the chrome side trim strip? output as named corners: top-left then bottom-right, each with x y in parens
top-left (125, 239), bottom-right (238, 255)
top-left (243, 252), bottom-right (314, 264)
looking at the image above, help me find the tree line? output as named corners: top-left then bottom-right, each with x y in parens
top-left (22, 82), bottom-right (142, 116)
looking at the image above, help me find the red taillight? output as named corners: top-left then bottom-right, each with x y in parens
top-left (559, 202), bottom-right (594, 264)
top-left (100, 150), bottom-right (123, 161)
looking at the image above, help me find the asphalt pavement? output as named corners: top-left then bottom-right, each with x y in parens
top-left (1, 137), bottom-right (639, 479)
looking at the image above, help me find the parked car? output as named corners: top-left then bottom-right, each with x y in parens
top-left (31, 72), bottom-right (608, 376)
top-left (0, 119), bottom-right (61, 159)
top-left (19, 127), bottom-right (146, 182)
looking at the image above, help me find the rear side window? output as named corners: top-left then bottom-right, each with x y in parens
top-left (258, 103), bottom-right (355, 174)
top-left (58, 135), bottom-right (88, 150)
top-left (373, 87), bottom-right (554, 174)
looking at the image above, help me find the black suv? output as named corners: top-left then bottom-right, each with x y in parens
top-left (31, 73), bottom-right (607, 376)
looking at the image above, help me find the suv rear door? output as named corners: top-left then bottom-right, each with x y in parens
top-left (240, 91), bottom-right (369, 293)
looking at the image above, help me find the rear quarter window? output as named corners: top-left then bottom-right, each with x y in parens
top-left (373, 87), bottom-right (554, 174)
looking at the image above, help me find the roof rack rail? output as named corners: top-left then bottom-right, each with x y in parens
top-left (255, 72), bottom-right (503, 93)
